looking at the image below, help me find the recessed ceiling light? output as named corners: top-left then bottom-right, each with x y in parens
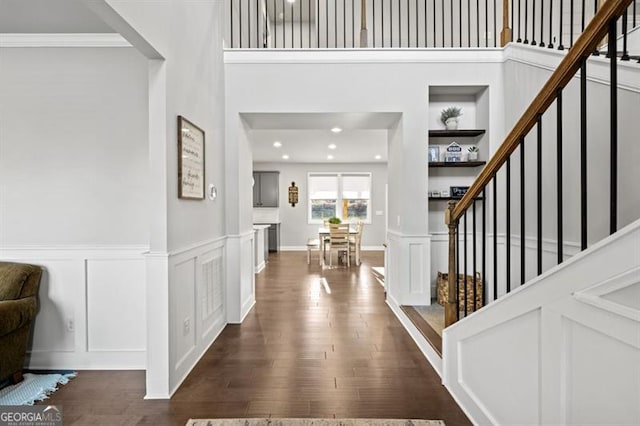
top-left (287, 0), bottom-right (295, 3)
top-left (282, 154), bottom-right (290, 160)
top-left (273, 141), bottom-right (282, 148)
top-left (375, 154), bottom-right (382, 160)
top-left (327, 155), bottom-right (334, 160)
top-left (328, 144), bottom-right (337, 150)
top-left (331, 127), bottom-right (342, 133)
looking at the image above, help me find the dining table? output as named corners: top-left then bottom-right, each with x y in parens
top-left (317, 226), bottom-right (359, 265)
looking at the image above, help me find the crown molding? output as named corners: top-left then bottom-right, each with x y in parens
top-left (0, 33), bottom-right (131, 48)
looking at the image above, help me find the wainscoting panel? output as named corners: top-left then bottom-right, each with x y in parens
top-left (168, 237), bottom-right (227, 395)
top-left (442, 219), bottom-right (640, 425)
top-left (0, 246), bottom-right (147, 369)
top-left (171, 257), bottom-right (197, 371)
top-left (386, 231), bottom-right (431, 306)
top-left (87, 259), bottom-right (146, 352)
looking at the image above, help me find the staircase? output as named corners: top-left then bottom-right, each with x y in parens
top-left (441, 1), bottom-right (640, 423)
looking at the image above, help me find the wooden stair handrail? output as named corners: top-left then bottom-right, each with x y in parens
top-left (449, 0), bottom-right (633, 223)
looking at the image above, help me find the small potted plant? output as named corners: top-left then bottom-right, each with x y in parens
top-left (467, 145), bottom-right (479, 161)
top-left (327, 217), bottom-right (342, 224)
top-left (440, 107), bottom-right (463, 130)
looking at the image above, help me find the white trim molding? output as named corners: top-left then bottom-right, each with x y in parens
top-left (0, 33), bottom-right (132, 48)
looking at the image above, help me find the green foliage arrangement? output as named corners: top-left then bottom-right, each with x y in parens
top-left (328, 217), bottom-right (342, 224)
top-left (440, 106), bottom-right (463, 125)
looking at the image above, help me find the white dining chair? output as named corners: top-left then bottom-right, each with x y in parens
top-left (328, 223), bottom-right (350, 267)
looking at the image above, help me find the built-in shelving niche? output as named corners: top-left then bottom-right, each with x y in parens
top-left (427, 85), bottom-right (490, 301)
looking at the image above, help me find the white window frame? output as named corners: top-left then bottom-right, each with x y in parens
top-left (307, 172), bottom-right (372, 225)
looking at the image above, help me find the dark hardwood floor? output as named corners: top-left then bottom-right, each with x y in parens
top-left (42, 251), bottom-right (470, 426)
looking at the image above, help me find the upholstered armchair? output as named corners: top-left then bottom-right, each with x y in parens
top-left (0, 262), bottom-right (42, 384)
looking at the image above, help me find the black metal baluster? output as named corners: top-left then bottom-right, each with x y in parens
top-left (557, 89), bottom-right (564, 264)
top-left (485, 0), bottom-right (489, 47)
top-left (593, 0), bottom-right (599, 55)
top-left (558, 0), bottom-right (564, 50)
top-left (609, 19), bottom-right (618, 235)
top-left (373, 0), bottom-right (376, 47)
top-left (266, 0), bottom-right (270, 47)
top-left (580, 60), bottom-right (588, 250)
top-left (520, 139), bottom-right (525, 285)
top-left (391, 0), bottom-right (393, 47)
top-left (417, 0), bottom-right (420, 47)
top-left (399, 0), bottom-right (402, 47)
top-left (317, 0), bottom-right (320, 47)
top-left (622, 12), bottom-right (630, 60)
top-left (464, 212), bottom-right (468, 317)
top-left (432, 0), bottom-right (436, 47)
top-left (473, 201), bottom-right (477, 311)
top-left (493, 0), bottom-right (497, 46)
top-left (531, 0), bottom-right (536, 45)
top-left (467, 0), bottom-right (471, 46)
top-left (460, 0), bottom-right (463, 46)
top-left (548, 0), bottom-right (553, 48)
top-left (334, 0), bottom-right (337, 47)
top-left (511, 0), bottom-right (514, 42)
top-left (517, 0), bottom-right (522, 42)
top-left (569, 0), bottom-right (574, 48)
top-left (493, 177), bottom-right (498, 300)
top-left (443, 0), bottom-right (446, 47)
top-left (291, 0), bottom-right (295, 47)
top-left (451, 0), bottom-right (454, 47)
top-left (537, 114), bottom-right (542, 275)
top-left (477, 0), bottom-right (480, 47)
top-left (352, 0), bottom-right (355, 47)
top-left (409, 0), bottom-right (412, 47)
top-left (539, 0), bottom-right (545, 47)
top-left (524, 0), bottom-right (528, 43)
top-left (231, 0), bottom-right (235, 47)
top-left (383, 0), bottom-right (386, 48)
top-left (343, 0), bottom-right (346, 48)
top-left (324, 0), bottom-right (328, 47)
top-left (506, 157), bottom-right (511, 293)
top-left (581, 0), bottom-right (585, 32)
top-left (309, 0), bottom-right (311, 48)
top-left (456, 221), bottom-right (460, 320)
top-left (282, 0), bottom-right (285, 47)
top-left (240, 0), bottom-right (243, 47)
top-left (482, 188), bottom-right (487, 306)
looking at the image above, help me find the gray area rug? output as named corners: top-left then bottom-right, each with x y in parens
top-left (187, 420), bottom-right (444, 426)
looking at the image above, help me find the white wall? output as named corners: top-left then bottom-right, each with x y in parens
top-left (0, 46), bottom-right (149, 369)
top-left (225, 49), bottom-right (506, 307)
top-left (253, 162), bottom-right (387, 248)
top-left (0, 47), bottom-right (149, 246)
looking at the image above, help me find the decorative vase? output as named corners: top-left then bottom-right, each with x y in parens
top-left (468, 151), bottom-right (478, 161)
top-left (445, 117), bottom-right (459, 130)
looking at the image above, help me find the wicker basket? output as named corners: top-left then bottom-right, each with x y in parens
top-left (437, 271), bottom-right (483, 313)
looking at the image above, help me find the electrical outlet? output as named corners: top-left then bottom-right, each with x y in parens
top-left (183, 318), bottom-right (190, 335)
top-left (375, 210), bottom-right (383, 216)
top-left (66, 319), bottom-right (74, 332)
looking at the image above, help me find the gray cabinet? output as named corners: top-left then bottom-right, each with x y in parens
top-left (253, 171), bottom-right (279, 207)
top-left (268, 223), bottom-right (280, 252)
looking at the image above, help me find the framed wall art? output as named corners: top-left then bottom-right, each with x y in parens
top-left (178, 115), bottom-right (205, 200)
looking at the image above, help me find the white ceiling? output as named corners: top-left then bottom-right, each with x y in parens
top-left (243, 112), bottom-right (400, 163)
top-left (0, 0), bottom-right (114, 33)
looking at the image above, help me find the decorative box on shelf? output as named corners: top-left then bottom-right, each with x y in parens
top-left (444, 142), bottom-right (463, 162)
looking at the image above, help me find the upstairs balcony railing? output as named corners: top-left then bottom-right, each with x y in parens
top-left (228, 0), bottom-right (639, 49)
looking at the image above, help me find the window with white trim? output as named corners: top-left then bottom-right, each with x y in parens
top-left (308, 172), bottom-right (372, 224)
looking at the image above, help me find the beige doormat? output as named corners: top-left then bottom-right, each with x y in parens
top-left (187, 420), bottom-right (444, 426)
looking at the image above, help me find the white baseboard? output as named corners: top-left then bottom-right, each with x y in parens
top-left (254, 261), bottom-right (265, 274)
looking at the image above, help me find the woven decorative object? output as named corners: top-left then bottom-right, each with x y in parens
top-left (437, 271), bottom-right (483, 313)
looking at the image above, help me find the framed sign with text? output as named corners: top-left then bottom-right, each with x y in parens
top-left (178, 116), bottom-right (205, 200)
